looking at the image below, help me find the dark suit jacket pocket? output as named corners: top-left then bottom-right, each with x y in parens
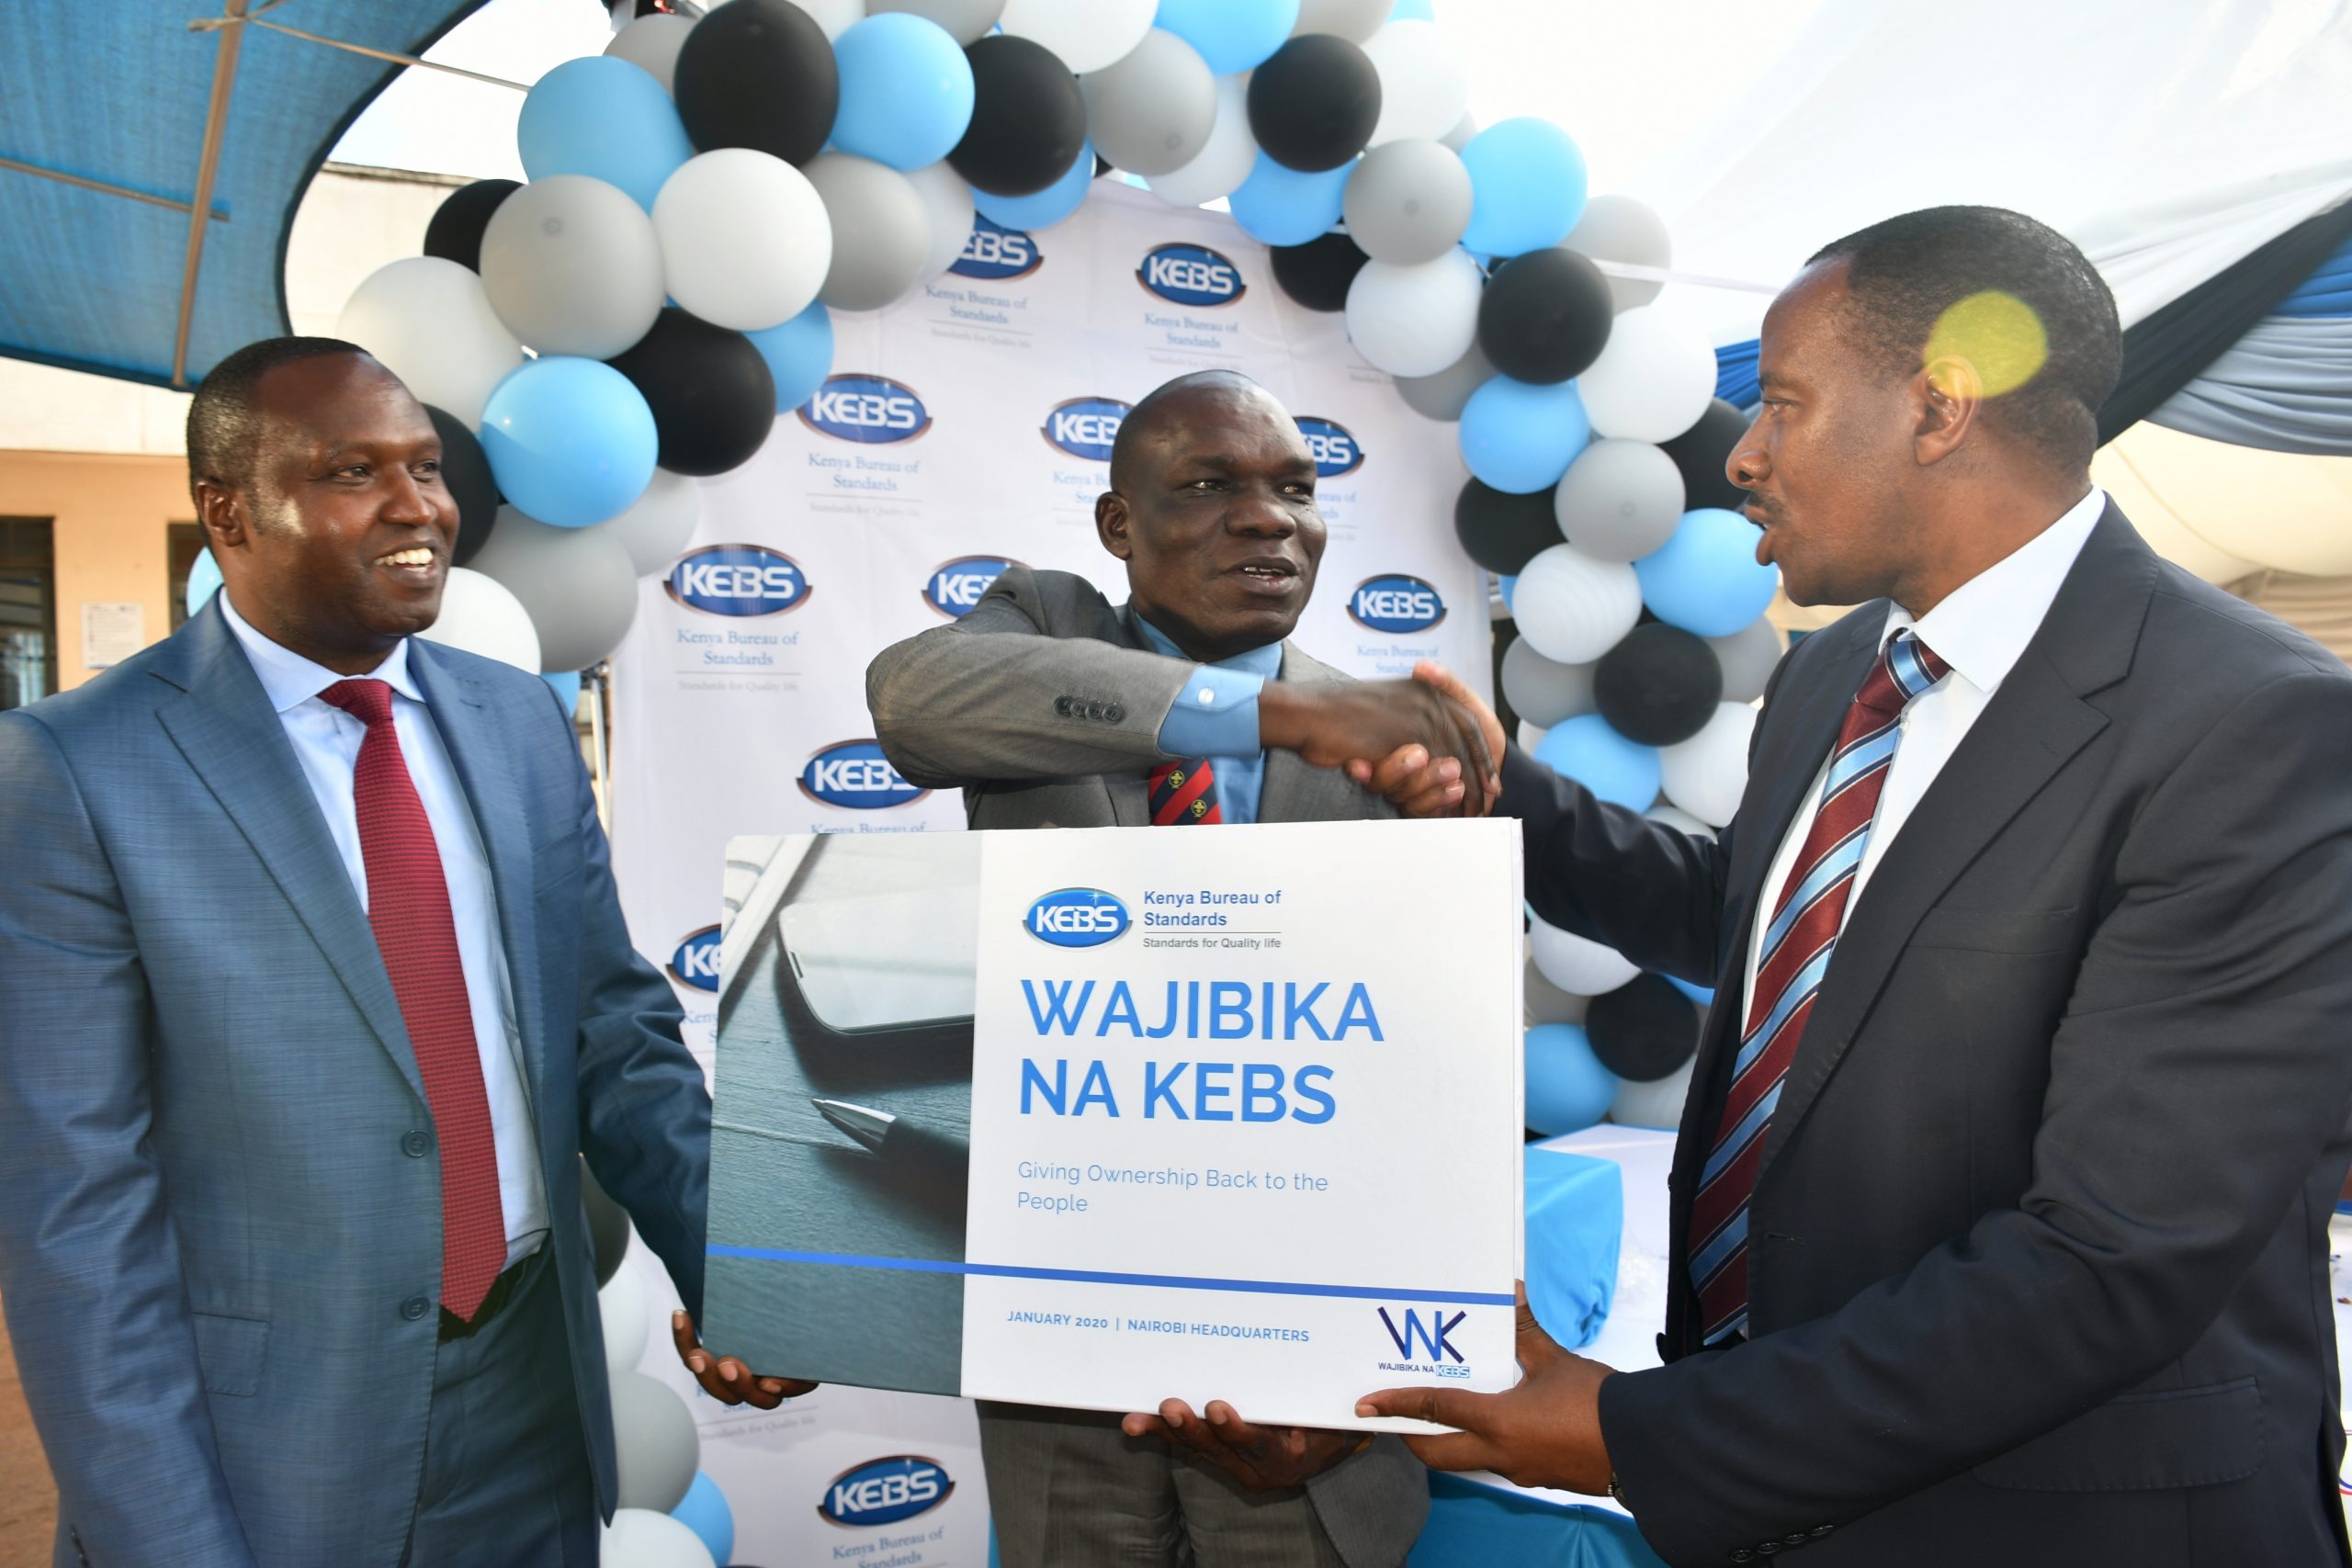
top-left (1972, 1376), bottom-right (2264, 1491)
top-left (190, 1312), bottom-right (268, 1397)
top-left (1910, 904), bottom-right (2078, 955)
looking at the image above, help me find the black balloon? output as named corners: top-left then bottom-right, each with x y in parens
top-left (1477, 247), bottom-right (1615, 386)
top-left (1586, 973), bottom-right (1700, 1082)
top-left (1660, 397), bottom-right (1752, 513)
top-left (606, 309), bottom-right (777, 478)
top-left (424, 405), bottom-right (501, 567)
top-left (950, 36), bottom-right (1087, 197)
top-left (423, 179), bottom-right (521, 273)
top-left (1593, 623), bottom-right (1724, 746)
top-left (582, 1157), bottom-right (630, 1287)
top-left (673, 0), bottom-right (839, 165)
top-left (1270, 231), bottom-right (1369, 312)
top-left (1454, 477), bottom-right (1563, 575)
top-left (1247, 34), bottom-right (1382, 175)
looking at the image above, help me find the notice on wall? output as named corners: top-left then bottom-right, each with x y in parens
top-left (79, 601), bottom-right (143, 669)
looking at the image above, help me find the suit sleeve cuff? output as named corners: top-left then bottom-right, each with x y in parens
top-left (1156, 665), bottom-right (1264, 758)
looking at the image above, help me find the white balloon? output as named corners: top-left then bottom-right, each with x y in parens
top-left (466, 508), bottom-right (640, 673)
top-left (1611, 1055), bottom-right (1694, 1130)
top-left (1500, 637), bottom-right (1593, 728)
top-left (605, 13), bottom-right (695, 95)
top-left (1659, 702), bottom-right (1756, 828)
top-left (596, 1264), bottom-right (650, 1374)
top-left (1531, 915), bottom-right (1639, 998)
top-left (1439, 109), bottom-right (1476, 152)
top-left (1516, 718), bottom-right (1548, 752)
top-left (1707, 616), bottom-right (1785, 704)
top-left (334, 257), bottom-right (522, 429)
top-left (777, 0), bottom-right (865, 39)
top-left (416, 568), bottom-right (541, 671)
top-left (997, 0), bottom-right (1155, 74)
top-left (1344, 249), bottom-right (1483, 378)
top-left (1645, 802), bottom-right (1718, 840)
top-left (605, 469), bottom-right (702, 577)
top-left (1510, 544), bottom-right (1643, 665)
top-left (479, 176), bottom-right (665, 360)
top-left (1577, 305), bottom-right (1718, 444)
top-left (610, 1371), bottom-right (700, 1513)
top-left (1145, 75), bottom-right (1257, 209)
top-left (1361, 20), bottom-right (1468, 147)
top-left (654, 149), bottom-right (833, 332)
top-left (804, 152), bottom-right (931, 312)
top-left (600, 1508), bottom-right (718, 1568)
top-left (1293, 0), bottom-right (1390, 40)
top-left (905, 160), bottom-right (978, 280)
top-left (870, 0), bottom-right (1004, 45)
top-left (1525, 953), bottom-right (1589, 1026)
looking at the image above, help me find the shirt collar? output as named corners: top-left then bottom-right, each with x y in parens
top-left (1883, 486), bottom-right (2107, 695)
top-left (1130, 610), bottom-right (1286, 681)
top-left (217, 591), bottom-right (422, 714)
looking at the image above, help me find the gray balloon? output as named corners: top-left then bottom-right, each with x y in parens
top-left (1565, 193), bottom-right (1673, 311)
top-left (805, 152), bottom-right (933, 312)
top-left (1342, 139), bottom-right (1472, 265)
top-left (1293, 0), bottom-right (1391, 41)
top-left (1501, 637), bottom-right (1596, 728)
top-left (467, 507), bottom-right (639, 673)
top-left (1082, 28), bottom-right (1216, 177)
top-left (478, 175), bottom-right (665, 359)
top-left (869, 0), bottom-right (1007, 45)
top-left (1553, 438), bottom-right (1686, 562)
top-left (1393, 339), bottom-right (1492, 422)
top-left (1708, 615), bottom-right (1786, 704)
top-left (1439, 110), bottom-right (1477, 152)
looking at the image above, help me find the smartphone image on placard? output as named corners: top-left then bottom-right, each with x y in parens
top-left (778, 836), bottom-right (980, 1035)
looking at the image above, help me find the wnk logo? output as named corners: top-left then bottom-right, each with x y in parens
top-left (1348, 574), bottom-right (1447, 635)
top-left (950, 214), bottom-right (1042, 280)
top-left (1025, 887), bottom-right (1130, 948)
top-left (1294, 415), bottom-right (1364, 478)
top-left (1378, 1306), bottom-right (1467, 1365)
top-left (798, 739), bottom-right (928, 810)
top-left (664, 545), bottom-right (812, 617)
top-left (817, 1455), bottom-right (955, 1528)
top-left (667, 926), bottom-right (721, 992)
top-left (923, 555), bottom-right (1022, 618)
top-left (1042, 396), bottom-right (1130, 462)
top-left (1137, 242), bottom-right (1246, 306)
top-left (798, 374), bottom-right (932, 444)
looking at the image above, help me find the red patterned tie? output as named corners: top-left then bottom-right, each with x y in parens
top-left (1688, 632), bottom-right (1949, 1343)
top-left (1148, 757), bottom-right (1224, 825)
top-left (321, 678), bottom-right (506, 1321)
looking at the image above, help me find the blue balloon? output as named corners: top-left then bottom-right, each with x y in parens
top-left (1634, 507), bottom-right (1779, 637)
top-left (1153, 0), bottom-right (1302, 73)
top-left (1497, 573), bottom-right (1517, 613)
top-left (1458, 375), bottom-right (1591, 494)
top-left (974, 141), bottom-right (1097, 232)
top-left (1533, 714), bottom-right (1659, 810)
top-left (832, 13), bottom-right (977, 171)
top-left (670, 1472), bottom-right (734, 1568)
top-left (746, 302), bottom-right (836, 413)
top-left (186, 547), bottom-right (222, 617)
top-left (1390, 0), bottom-right (1437, 18)
top-left (1227, 152), bottom-right (1352, 248)
top-left (1459, 117), bottom-right (1588, 259)
top-left (1527, 1023), bottom-right (1615, 1135)
top-left (516, 56), bottom-right (694, 211)
top-left (542, 670), bottom-right (582, 715)
top-left (480, 357), bottom-right (658, 528)
top-left (1665, 974), bottom-right (1715, 1007)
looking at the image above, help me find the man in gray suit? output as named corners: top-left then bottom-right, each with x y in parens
top-left (867, 369), bottom-right (1491, 1567)
top-left (0, 338), bottom-right (795, 1568)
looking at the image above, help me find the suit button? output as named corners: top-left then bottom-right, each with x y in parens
top-left (1731, 1553), bottom-right (1753, 1563)
top-left (1104, 705), bottom-right (1125, 723)
top-left (1086, 702), bottom-right (1106, 720)
top-left (1811, 1526), bottom-right (1834, 1538)
top-left (402, 1130), bottom-right (431, 1158)
top-left (1757, 1544), bottom-right (1780, 1556)
top-left (1054, 696), bottom-right (1072, 716)
top-left (401, 1295), bottom-right (431, 1321)
top-left (1785, 1534), bottom-right (1808, 1545)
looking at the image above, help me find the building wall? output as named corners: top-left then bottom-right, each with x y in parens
top-left (0, 452), bottom-right (192, 691)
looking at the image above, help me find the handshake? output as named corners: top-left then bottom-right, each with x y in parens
top-left (1262, 660), bottom-right (1507, 818)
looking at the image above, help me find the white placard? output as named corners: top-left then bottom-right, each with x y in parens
top-left (80, 601), bottom-right (144, 669)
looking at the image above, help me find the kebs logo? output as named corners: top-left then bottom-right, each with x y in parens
top-left (1377, 1306), bottom-right (1467, 1368)
top-left (1042, 396), bottom-right (1131, 462)
top-left (665, 545), bottom-right (812, 617)
top-left (951, 214), bottom-right (1042, 280)
top-left (817, 1455), bottom-right (956, 1528)
top-left (1348, 573), bottom-right (1447, 634)
top-left (798, 374), bottom-right (932, 444)
top-left (667, 926), bottom-right (721, 993)
top-left (923, 555), bottom-right (1023, 618)
top-left (1294, 415), bottom-right (1364, 478)
top-left (1137, 242), bottom-right (1246, 306)
top-left (798, 739), bottom-right (928, 810)
top-left (1024, 887), bottom-right (1131, 949)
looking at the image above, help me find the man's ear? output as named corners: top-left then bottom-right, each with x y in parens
top-left (1915, 355), bottom-right (1982, 468)
top-left (1095, 491), bottom-right (1134, 560)
top-left (194, 478), bottom-right (251, 553)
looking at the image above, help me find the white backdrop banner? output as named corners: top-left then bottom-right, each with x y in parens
top-left (608, 179), bottom-right (1492, 1568)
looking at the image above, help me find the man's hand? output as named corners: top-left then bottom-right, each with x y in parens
top-left (1346, 660), bottom-right (1509, 818)
top-left (672, 1310), bottom-right (817, 1409)
top-left (1354, 1285), bottom-right (1617, 1495)
top-left (1260, 679), bottom-right (1495, 816)
top-left (1121, 1398), bottom-right (1368, 1492)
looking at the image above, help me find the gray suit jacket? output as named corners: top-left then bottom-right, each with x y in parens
top-left (0, 604), bottom-right (711, 1568)
top-left (868, 565), bottom-right (1424, 1563)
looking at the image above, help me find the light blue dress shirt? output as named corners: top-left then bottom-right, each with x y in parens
top-left (219, 594), bottom-right (548, 1267)
top-left (1135, 615), bottom-right (1283, 826)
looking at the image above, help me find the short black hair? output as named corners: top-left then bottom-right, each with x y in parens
top-left (1108, 368), bottom-right (1269, 492)
top-left (186, 335), bottom-right (370, 499)
top-left (1806, 206), bottom-right (2120, 470)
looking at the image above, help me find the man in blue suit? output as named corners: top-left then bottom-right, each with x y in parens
top-left (0, 337), bottom-right (795, 1567)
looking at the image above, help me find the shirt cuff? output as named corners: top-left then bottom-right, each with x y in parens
top-left (1158, 665), bottom-right (1265, 758)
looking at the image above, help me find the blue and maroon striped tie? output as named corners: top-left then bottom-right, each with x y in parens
top-left (1690, 630), bottom-right (1950, 1344)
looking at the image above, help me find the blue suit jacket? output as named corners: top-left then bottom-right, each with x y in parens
top-left (0, 602), bottom-right (710, 1568)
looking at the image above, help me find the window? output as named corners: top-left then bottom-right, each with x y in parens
top-left (0, 518), bottom-right (57, 711)
top-left (168, 522), bottom-right (206, 630)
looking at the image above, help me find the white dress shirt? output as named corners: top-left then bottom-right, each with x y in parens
top-left (1740, 487), bottom-right (2108, 1014)
top-left (220, 594), bottom-right (548, 1267)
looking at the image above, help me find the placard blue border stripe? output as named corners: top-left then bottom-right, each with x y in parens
top-left (708, 1245), bottom-right (1514, 1306)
